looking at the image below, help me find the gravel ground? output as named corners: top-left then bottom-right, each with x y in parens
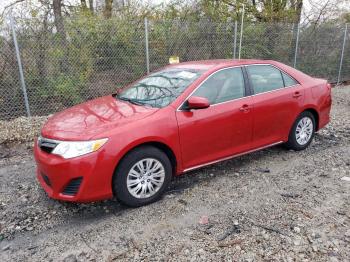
top-left (0, 86), bottom-right (349, 262)
top-left (0, 116), bottom-right (48, 144)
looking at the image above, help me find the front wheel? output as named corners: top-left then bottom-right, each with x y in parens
top-left (113, 146), bottom-right (172, 207)
top-left (285, 111), bottom-right (316, 151)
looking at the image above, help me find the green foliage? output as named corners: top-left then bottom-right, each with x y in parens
top-left (48, 74), bottom-right (86, 105)
top-left (156, 0), bottom-right (302, 23)
top-left (9, 14), bottom-right (148, 115)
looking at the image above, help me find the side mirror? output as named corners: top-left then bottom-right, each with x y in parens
top-left (186, 96), bottom-right (210, 110)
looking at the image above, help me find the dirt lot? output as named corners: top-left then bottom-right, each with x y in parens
top-left (0, 86), bottom-right (349, 262)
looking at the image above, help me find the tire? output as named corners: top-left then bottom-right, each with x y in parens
top-left (113, 145), bottom-right (172, 207)
top-left (285, 111), bottom-right (316, 151)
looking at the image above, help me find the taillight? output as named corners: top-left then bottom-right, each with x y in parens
top-left (326, 83), bottom-right (332, 90)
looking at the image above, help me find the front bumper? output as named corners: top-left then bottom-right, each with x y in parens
top-left (34, 141), bottom-right (114, 202)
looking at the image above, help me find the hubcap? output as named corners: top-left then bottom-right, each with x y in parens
top-left (295, 117), bottom-right (313, 145)
top-left (127, 158), bottom-right (165, 199)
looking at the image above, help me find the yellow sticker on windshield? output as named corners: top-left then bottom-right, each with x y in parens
top-left (169, 56), bottom-right (180, 64)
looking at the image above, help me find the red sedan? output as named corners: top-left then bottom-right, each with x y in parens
top-left (34, 59), bottom-right (332, 207)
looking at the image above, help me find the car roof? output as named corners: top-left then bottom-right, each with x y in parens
top-left (163, 59), bottom-right (313, 83)
top-left (167, 59), bottom-right (278, 71)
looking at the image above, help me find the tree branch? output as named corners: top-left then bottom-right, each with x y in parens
top-left (1, 0), bottom-right (26, 17)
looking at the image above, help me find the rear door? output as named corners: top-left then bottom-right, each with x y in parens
top-left (245, 64), bottom-right (304, 148)
top-left (176, 67), bottom-right (254, 170)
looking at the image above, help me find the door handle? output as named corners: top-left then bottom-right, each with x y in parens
top-left (239, 104), bottom-right (250, 112)
top-left (293, 91), bottom-right (302, 98)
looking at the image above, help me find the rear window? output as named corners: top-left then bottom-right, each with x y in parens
top-left (246, 65), bottom-right (284, 94)
top-left (282, 72), bottom-right (298, 87)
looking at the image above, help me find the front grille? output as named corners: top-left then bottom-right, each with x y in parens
top-left (38, 137), bottom-right (58, 154)
top-left (62, 177), bottom-right (83, 196)
top-left (42, 173), bottom-right (52, 187)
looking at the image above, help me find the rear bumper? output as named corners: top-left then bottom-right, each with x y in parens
top-left (34, 140), bottom-right (114, 202)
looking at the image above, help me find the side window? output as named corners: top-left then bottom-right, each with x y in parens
top-left (247, 65), bottom-right (284, 94)
top-left (282, 72), bottom-right (298, 87)
top-left (192, 67), bottom-right (245, 104)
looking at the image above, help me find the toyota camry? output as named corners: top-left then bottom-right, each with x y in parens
top-left (34, 59), bottom-right (332, 207)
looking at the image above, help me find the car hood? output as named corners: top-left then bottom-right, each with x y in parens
top-left (41, 95), bottom-right (158, 140)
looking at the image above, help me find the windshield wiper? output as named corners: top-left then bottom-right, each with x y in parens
top-left (115, 94), bottom-right (154, 107)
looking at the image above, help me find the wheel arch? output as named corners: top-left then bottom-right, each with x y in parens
top-left (136, 141), bottom-right (177, 175)
top-left (302, 108), bottom-right (320, 131)
top-left (113, 139), bottom-right (178, 180)
top-left (286, 106), bottom-right (320, 141)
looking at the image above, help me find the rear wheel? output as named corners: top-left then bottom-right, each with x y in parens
top-left (113, 146), bottom-right (172, 207)
top-left (285, 111), bottom-right (316, 151)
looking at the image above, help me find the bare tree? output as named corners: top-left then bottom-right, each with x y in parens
top-left (89, 0), bottom-right (94, 14)
top-left (302, 0), bottom-right (349, 25)
top-left (53, 0), bottom-right (65, 37)
top-left (292, 0), bottom-right (303, 23)
top-left (53, 0), bottom-right (68, 72)
top-left (1, 0), bottom-right (25, 17)
top-left (104, 0), bottom-right (114, 18)
top-left (290, 0), bottom-right (303, 61)
top-left (81, 0), bottom-right (88, 11)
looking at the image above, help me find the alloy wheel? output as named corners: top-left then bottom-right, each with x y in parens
top-left (295, 116), bottom-right (314, 145)
top-left (126, 158), bottom-right (165, 199)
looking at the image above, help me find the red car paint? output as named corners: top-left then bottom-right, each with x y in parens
top-left (34, 59), bottom-right (332, 202)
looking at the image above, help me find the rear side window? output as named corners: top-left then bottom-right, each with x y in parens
top-left (247, 65), bottom-right (284, 94)
top-left (192, 67), bottom-right (245, 104)
top-left (282, 72), bottom-right (298, 87)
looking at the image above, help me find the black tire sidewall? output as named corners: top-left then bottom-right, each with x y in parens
top-left (113, 146), bottom-right (172, 207)
top-left (287, 111), bottom-right (316, 151)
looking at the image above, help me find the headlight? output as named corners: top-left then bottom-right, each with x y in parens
top-left (52, 138), bottom-right (108, 159)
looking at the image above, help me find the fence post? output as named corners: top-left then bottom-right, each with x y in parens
top-left (337, 23), bottom-right (348, 85)
top-left (238, 4), bottom-right (245, 59)
top-left (233, 21), bottom-right (237, 59)
top-left (293, 23), bottom-right (300, 68)
top-left (144, 17), bottom-right (150, 74)
top-left (10, 15), bottom-right (31, 117)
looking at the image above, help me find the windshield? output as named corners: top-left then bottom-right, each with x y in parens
top-left (117, 68), bottom-right (203, 108)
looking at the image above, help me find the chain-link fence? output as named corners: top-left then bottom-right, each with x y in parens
top-left (0, 17), bottom-right (349, 120)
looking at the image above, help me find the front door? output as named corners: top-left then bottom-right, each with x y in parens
top-left (176, 67), bottom-right (254, 170)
